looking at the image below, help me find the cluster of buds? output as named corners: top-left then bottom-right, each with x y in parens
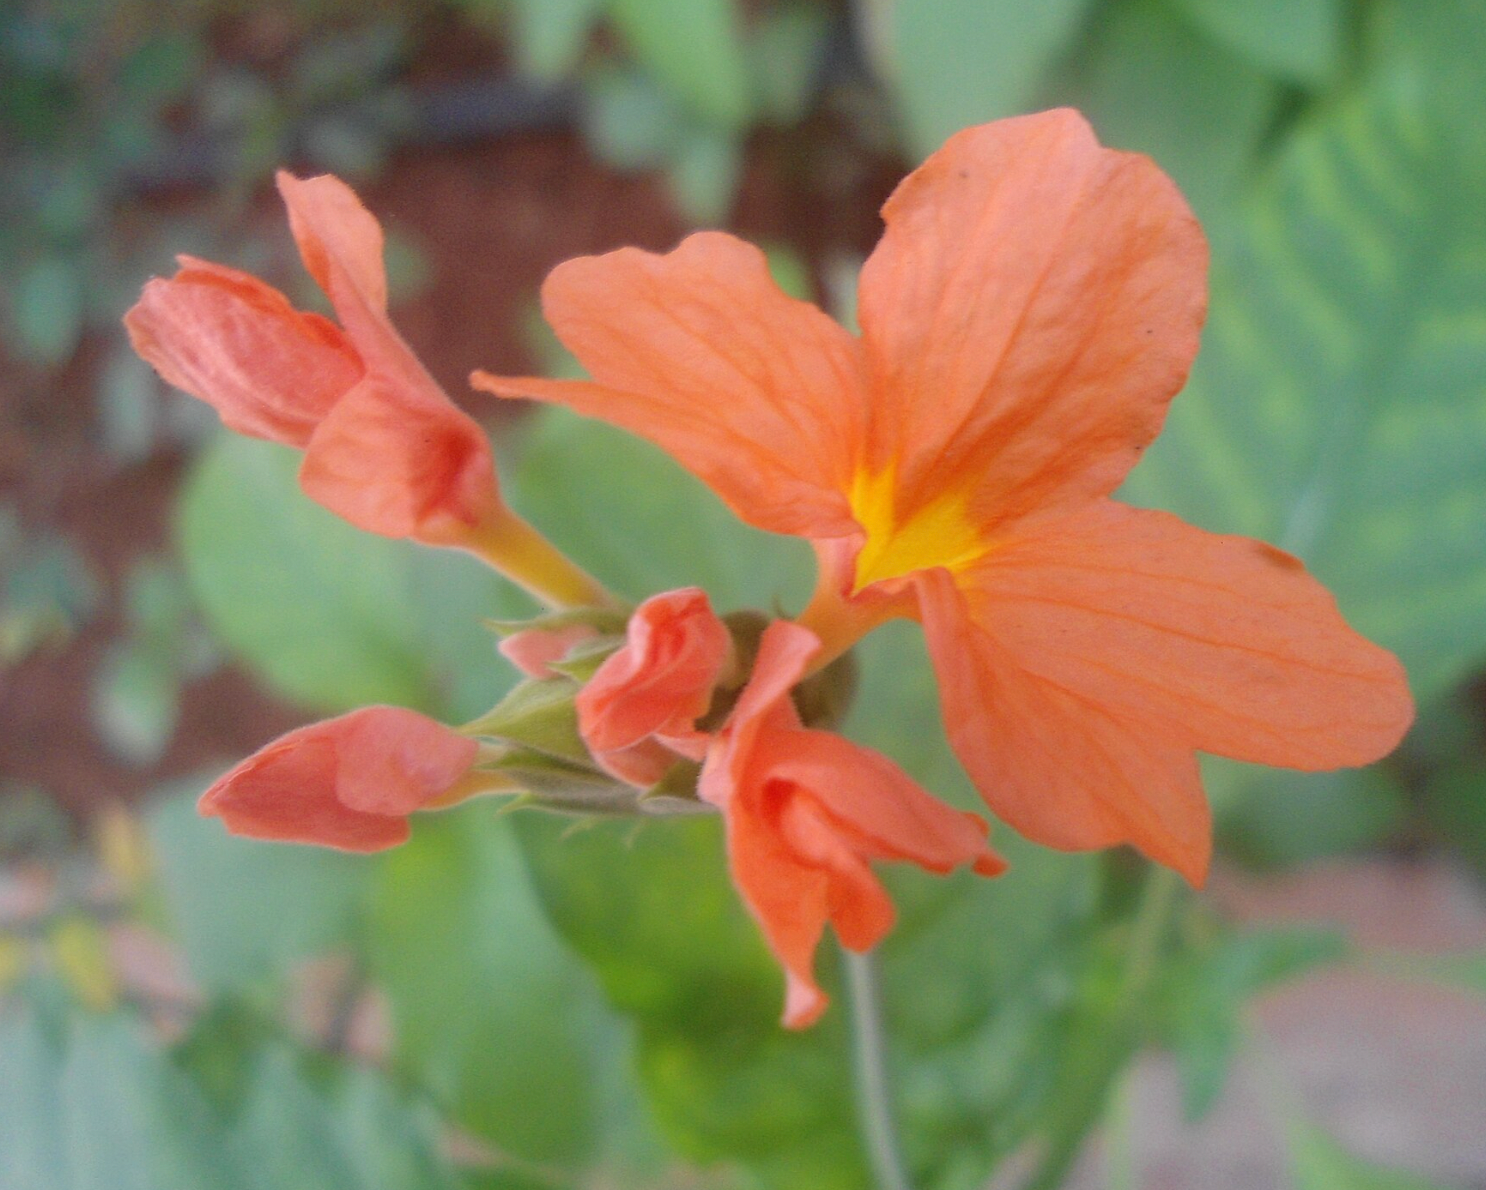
top-left (128, 111), bottom-right (1411, 1026)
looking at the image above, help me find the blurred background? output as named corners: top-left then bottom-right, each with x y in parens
top-left (1, 0), bottom-right (1484, 1187)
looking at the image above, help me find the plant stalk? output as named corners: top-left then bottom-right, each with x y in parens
top-left (844, 945), bottom-right (915, 1190)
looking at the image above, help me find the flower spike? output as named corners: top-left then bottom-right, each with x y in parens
top-left (478, 108), bottom-right (1414, 884)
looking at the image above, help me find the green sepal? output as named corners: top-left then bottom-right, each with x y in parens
top-left (637, 760), bottom-right (712, 816)
top-left (462, 678), bottom-right (591, 765)
top-left (493, 749), bottom-right (644, 816)
top-left (483, 607), bottom-right (630, 638)
top-left (793, 649), bottom-right (858, 732)
top-left (546, 635), bottom-right (626, 682)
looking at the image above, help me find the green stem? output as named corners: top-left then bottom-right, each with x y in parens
top-left (844, 946), bottom-right (914, 1190)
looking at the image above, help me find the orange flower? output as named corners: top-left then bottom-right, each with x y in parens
top-left (199, 706), bottom-right (482, 852)
top-left (577, 588), bottom-right (731, 786)
top-left (475, 109), bottom-right (1414, 884)
top-left (127, 173), bottom-right (610, 608)
top-left (701, 622), bottom-right (1003, 1027)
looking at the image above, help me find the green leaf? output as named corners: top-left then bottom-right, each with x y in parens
top-left (884, 0), bottom-right (1096, 159)
top-left (1218, 763), bottom-right (1407, 868)
top-left (581, 66), bottom-right (689, 172)
top-left (366, 809), bottom-right (612, 1165)
top-left (512, 811), bottom-right (868, 1188)
top-left (1158, 926), bottom-right (1347, 1120)
top-left (148, 782), bottom-right (372, 994)
top-left (746, 6), bottom-right (829, 126)
top-left (178, 432), bottom-right (523, 718)
top-left (92, 640), bottom-right (180, 765)
top-left (506, 0), bottom-right (605, 80)
top-left (1171, 0), bottom-right (1345, 86)
top-left (226, 1046), bottom-right (460, 1190)
top-left (512, 409), bottom-right (812, 611)
top-left (666, 127), bottom-right (743, 225)
top-left (1122, 3), bottom-right (1486, 705)
top-left (1287, 1120), bottom-right (1458, 1190)
top-left (0, 1006), bottom-right (239, 1190)
top-left (97, 348), bottom-right (161, 465)
top-left (609, 0), bottom-right (752, 128)
top-left (1421, 760), bottom-right (1486, 877)
top-left (1069, 0), bottom-right (1280, 230)
top-left (10, 255), bottom-right (84, 365)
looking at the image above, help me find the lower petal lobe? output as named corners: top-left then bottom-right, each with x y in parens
top-left (915, 500), bottom-right (1413, 882)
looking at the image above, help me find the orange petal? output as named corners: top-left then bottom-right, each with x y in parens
top-left (770, 730), bottom-right (1005, 878)
top-left (336, 706), bottom-right (480, 816)
top-left (198, 706), bottom-right (476, 852)
top-left (856, 108), bottom-right (1207, 532)
top-left (125, 257), bottom-right (361, 448)
top-left (299, 371), bottom-right (498, 541)
top-left (498, 624), bottom-right (600, 679)
top-left (471, 232), bottom-right (864, 538)
top-left (702, 621), bottom-right (1001, 1025)
top-left (916, 501), bottom-right (1415, 884)
top-left (578, 588), bottom-right (730, 755)
top-left (725, 800), bottom-right (832, 1028)
top-left (275, 171), bottom-right (387, 318)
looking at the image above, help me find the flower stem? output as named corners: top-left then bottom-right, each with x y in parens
top-left (844, 946), bottom-right (914, 1190)
top-left (462, 505), bottom-right (620, 610)
top-left (795, 578), bottom-right (901, 676)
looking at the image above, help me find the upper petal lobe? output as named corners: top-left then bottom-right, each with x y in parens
top-left (124, 257), bottom-right (361, 448)
top-left (857, 108), bottom-right (1208, 533)
top-left (472, 232), bottom-right (865, 538)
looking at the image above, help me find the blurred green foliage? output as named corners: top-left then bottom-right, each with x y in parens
top-left (3, 0), bottom-right (1486, 1186)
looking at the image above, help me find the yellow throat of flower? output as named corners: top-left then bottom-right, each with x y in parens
top-left (849, 466), bottom-right (987, 592)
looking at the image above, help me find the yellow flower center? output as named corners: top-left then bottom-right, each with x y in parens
top-left (849, 466), bottom-right (987, 591)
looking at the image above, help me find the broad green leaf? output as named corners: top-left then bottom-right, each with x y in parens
top-left (58, 1014), bottom-right (233, 1190)
top-left (148, 782), bottom-right (372, 994)
top-left (1421, 761), bottom-right (1486, 877)
top-left (513, 812), bottom-right (867, 1189)
top-left (581, 67), bottom-right (689, 172)
top-left (609, 0), bottom-right (751, 128)
top-left (1122, 2), bottom-right (1486, 705)
top-left (10, 255), bottom-right (84, 365)
top-left (1069, 0), bottom-right (1280, 229)
top-left (0, 1007), bottom-right (70, 1187)
top-left (179, 432), bottom-right (522, 718)
top-left (0, 1006), bottom-right (239, 1190)
top-left (884, 0), bottom-right (1096, 158)
top-left (1171, 0), bottom-right (1344, 86)
top-left (506, 0), bottom-right (605, 80)
top-left (512, 409), bottom-right (811, 611)
top-left (97, 348), bottom-right (160, 465)
top-left (1363, 950), bottom-right (1486, 1001)
top-left (1288, 1120), bottom-right (1457, 1190)
top-left (1218, 763), bottom-right (1408, 868)
top-left (1157, 926), bottom-right (1346, 1119)
top-left (666, 127), bottom-right (743, 225)
top-left (366, 809), bottom-right (614, 1166)
top-left (746, 6), bottom-right (829, 126)
top-left (227, 1047), bottom-right (460, 1190)
top-left (92, 640), bottom-right (180, 765)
